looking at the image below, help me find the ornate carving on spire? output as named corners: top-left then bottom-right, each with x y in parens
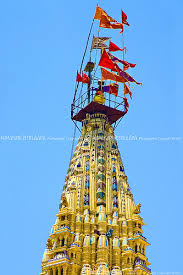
top-left (40, 114), bottom-right (151, 275)
top-left (134, 203), bottom-right (141, 214)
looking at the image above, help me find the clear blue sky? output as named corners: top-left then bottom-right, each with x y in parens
top-left (0, 0), bottom-right (182, 274)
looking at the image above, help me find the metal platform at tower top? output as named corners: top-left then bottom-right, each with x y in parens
top-left (71, 90), bottom-right (127, 124)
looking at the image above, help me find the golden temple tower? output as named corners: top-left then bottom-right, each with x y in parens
top-left (40, 5), bottom-right (151, 275)
top-left (40, 114), bottom-right (151, 275)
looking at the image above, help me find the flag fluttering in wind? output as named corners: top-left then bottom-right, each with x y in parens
top-left (99, 14), bottom-right (124, 32)
top-left (122, 10), bottom-right (130, 26)
top-left (110, 22), bottom-right (124, 31)
top-left (94, 4), bottom-right (117, 22)
top-left (99, 51), bottom-right (140, 84)
top-left (76, 72), bottom-right (90, 84)
top-left (99, 49), bottom-right (123, 73)
top-left (109, 41), bottom-right (126, 52)
top-left (99, 49), bottom-right (117, 71)
top-left (119, 70), bottom-right (142, 85)
top-left (108, 52), bottom-right (124, 64)
top-left (99, 14), bottom-right (111, 28)
top-left (101, 68), bottom-right (126, 83)
top-left (82, 73), bottom-right (90, 84)
top-left (108, 53), bottom-right (136, 70)
top-left (91, 36), bottom-right (110, 50)
top-left (123, 61), bottom-right (136, 71)
top-left (103, 83), bottom-right (119, 96)
top-left (124, 84), bottom-right (132, 99)
top-left (123, 97), bottom-right (129, 113)
top-left (101, 52), bottom-right (137, 81)
top-left (76, 71), bottom-right (83, 82)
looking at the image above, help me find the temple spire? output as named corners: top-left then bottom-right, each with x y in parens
top-left (40, 113), bottom-right (151, 275)
top-left (40, 5), bottom-right (151, 275)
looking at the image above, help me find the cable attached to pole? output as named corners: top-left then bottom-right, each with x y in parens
top-left (73, 18), bottom-right (95, 104)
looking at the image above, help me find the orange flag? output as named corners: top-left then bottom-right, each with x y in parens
top-left (94, 4), bottom-right (116, 22)
top-left (99, 14), bottom-right (112, 28)
top-left (101, 68), bottom-right (126, 83)
top-left (99, 14), bottom-right (124, 32)
top-left (124, 84), bottom-right (132, 99)
top-left (110, 22), bottom-right (124, 31)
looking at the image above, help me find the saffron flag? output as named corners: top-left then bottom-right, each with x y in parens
top-left (76, 71), bottom-right (82, 82)
top-left (108, 53), bottom-right (136, 69)
top-left (124, 84), bottom-right (132, 99)
top-left (101, 55), bottom-right (139, 84)
top-left (122, 10), bottom-right (130, 26)
top-left (119, 70), bottom-right (142, 85)
top-left (101, 67), bottom-right (116, 82)
top-left (109, 41), bottom-right (125, 52)
top-left (103, 83), bottom-right (119, 96)
top-left (91, 36), bottom-right (110, 50)
top-left (99, 14), bottom-right (111, 29)
top-left (99, 49), bottom-right (117, 71)
top-left (110, 22), bottom-right (124, 31)
top-left (108, 52), bottom-right (127, 65)
top-left (99, 14), bottom-right (124, 32)
top-left (82, 73), bottom-right (90, 84)
top-left (101, 68), bottom-right (126, 83)
top-left (94, 4), bottom-right (117, 22)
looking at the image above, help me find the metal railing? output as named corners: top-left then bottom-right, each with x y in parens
top-left (71, 88), bottom-right (126, 119)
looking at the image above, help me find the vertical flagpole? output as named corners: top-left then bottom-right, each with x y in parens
top-left (87, 53), bottom-right (92, 104)
top-left (121, 10), bottom-right (125, 100)
top-left (73, 18), bottom-right (94, 104)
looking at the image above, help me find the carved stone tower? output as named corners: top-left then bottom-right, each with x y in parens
top-left (40, 113), bottom-right (151, 275)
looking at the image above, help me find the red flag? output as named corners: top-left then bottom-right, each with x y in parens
top-left (124, 84), bottom-right (132, 99)
top-left (82, 73), bottom-right (90, 84)
top-left (76, 71), bottom-right (82, 82)
top-left (122, 10), bottom-right (130, 26)
top-left (111, 22), bottom-right (124, 32)
top-left (101, 67), bottom-right (117, 82)
top-left (108, 53), bottom-right (136, 70)
top-left (119, 70), bottom-right (142, 85)
top-left (99, 49), bottom-right (117, 71)
top-left (94, 4), bottom-right (117, 22)
top-left (103, 83), bottom-right (119, 96)
top-left (123, 97), bottom-right (129, 109)
top-left (110, 83), bottom-right (119, 96)
top-left (109, 41), bottom-right (125, 52)
top-left (113, 62), bottom-right (122, 73)
top-left (123, 61), bottom-right (136, 71)
top-left (101, 68), bottom-right (126, 83)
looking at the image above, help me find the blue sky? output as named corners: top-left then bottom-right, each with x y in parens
top-left (0, 0), bottom-right (182, 274)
